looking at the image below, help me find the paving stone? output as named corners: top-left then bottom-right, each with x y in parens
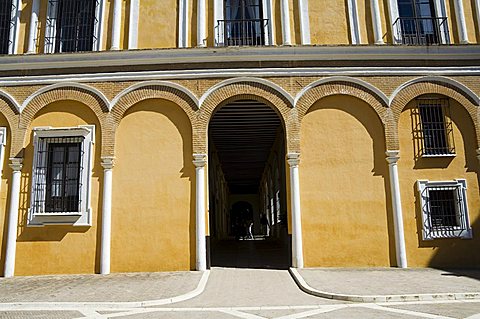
top-left (121, 310), bottom-right (238, 318)
top-left (387, 302), bottom-right (480, 319)
top-left (0, 311), bottom-right (83, 319)
top-left (304, 307), bottom-right (425, 319)
top-left (0, 271), bottom-right (202, 302)
top-left (298, 268), bottom-right (480, 296)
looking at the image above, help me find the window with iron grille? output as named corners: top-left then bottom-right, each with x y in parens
top-left (29, 126), bottom-right (95, 226)
top-left (417, 180), bottom-right (472, 240)
top-left (0, 0), bottom-right (15, 54)
top-left (394, 0), bottom-right (449, 45)
top-left (45, 0), bottom-right (101, 53)
top-left (412, 97), bottom-right (455, 157)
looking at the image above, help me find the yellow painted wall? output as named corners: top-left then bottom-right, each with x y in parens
top-left (0, 118), bottom-right (12, 276)
top-left (14, 101), bottom-right (101, 275)
top-left (308, 0), bottom-right (349, 44)
top-left (398, 98), bottom-right (480, 267)
top-left (300, 95), bottom-right (391, 267)
top-left (111, 99), bottom-right (195, 272)
top-left (463, 0), bottom-right (479, 43)
top-left (137, 0), bottom-right (177, 49)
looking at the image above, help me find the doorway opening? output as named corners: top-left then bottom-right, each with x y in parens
top-left (208, 99), bottom-right (290, 269)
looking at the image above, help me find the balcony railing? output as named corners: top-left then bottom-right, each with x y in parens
top-left (216, 19), bottom-right (269, 46)
top-left (393, 17), bottom-right (449, 45)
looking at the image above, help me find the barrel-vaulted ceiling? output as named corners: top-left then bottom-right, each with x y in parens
top-left (209, 99), bottom-right (283, 194)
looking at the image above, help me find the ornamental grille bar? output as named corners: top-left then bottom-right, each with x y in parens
top-left (393, 17), bottom-right (449, 45)
top-left (45, 0), bottom-right (99, 53)
top-left (412, 98), bottom-right (455, 156)
top-left (217, 19), bottom-right (269, 46)
top-left (32, 137), bottom-right (84, 215)
top-left (422, 185), bottom-right (467, 239)
top-left (0, 0), bottom-right (14, 54)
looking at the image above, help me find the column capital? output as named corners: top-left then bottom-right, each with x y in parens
top-left (386, 150), bottom-right (400, 164)
top-left (476, 148), bottom-right (480, 162)
top-left (9, 158), bottom-right (23, 171)
top-left (101, 156), bottom-right (115, 169)
top-left (193, 153), bottom-right (207, 167)
top-left (287, 153), bottom-right (300, 167)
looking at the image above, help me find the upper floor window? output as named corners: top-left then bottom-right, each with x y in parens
top-left (414, 97), bottom-right (455, 156)
top-left (45, 0), bottom-right (101, 53)
top-left (216, 0), bottom-right (269, 46)
top-left (393, 0), bottom-right (449, 45)
top-left (0, 0), bottom-right (16, 54)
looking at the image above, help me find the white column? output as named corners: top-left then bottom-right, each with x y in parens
top-left (347, 0), bottom-right (362, 44)
top-left (370, 0), bottom-right (384, 44)
top-left (3, 158), bottom-right (22, 278)
top-left (110, 0), bottom-right (122, 50)
top-left (100, 157), bottom-right (114, 275)
top-left (475, 0), bottom-right (480, 37)
top-left (280, 0), bottom-right (292, 45)
top-left (178, 0), bottom-right (188, 48)
top-left (197, 0), bottom-right (206, 47)
top-left (128, 0), bottom-right (140, 49)
top-left (287, 153), bottom-right (303, 268)
top-left (387, 0), bottom-right (401, 44)
top-left (453, 0), bottom-right (469, 44)
top-left (27, 0), bottom-right (40, 54)
top-left (386, 151), bottom-right (407, 268)
top-left (193, 154), bottom-right (207, 271)
top-left (298, 0), bottom-right (310, 45)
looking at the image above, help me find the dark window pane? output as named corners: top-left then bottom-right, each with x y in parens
top-left (429, 189), bottom-right (459, 227)
top-left (418, 101), bottom-right (450, 155)
top-left (0, 0), bottom-right (13, 54)
top-left (55, 0), bottom-right (96, 52)
top-left (45, 142), bottom-right (81, 212)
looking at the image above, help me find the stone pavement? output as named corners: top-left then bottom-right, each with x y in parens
top-left (0, 267), bottom-right (480, 318)
top-left (295, 268), bottom-right (480, 296)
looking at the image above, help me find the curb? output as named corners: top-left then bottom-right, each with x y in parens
top-left (0, 270), bottom-right (210, 310)
top-left (289, 268), bottom-right (480, 303)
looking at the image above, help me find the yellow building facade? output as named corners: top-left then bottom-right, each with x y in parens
top-left (0, 0), bottom-right (479, 276)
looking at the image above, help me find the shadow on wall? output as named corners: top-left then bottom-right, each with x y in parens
top-left (16, 105), bottom-right (102, 243)
top-left (414, 99), bottom-right (480, 270)
top-left (306, 95), bottom-right (397, 266)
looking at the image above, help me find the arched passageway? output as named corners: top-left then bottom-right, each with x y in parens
top-left (208, 99), bottom-right (290, 269)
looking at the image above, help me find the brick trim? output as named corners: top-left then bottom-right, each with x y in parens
top-left (391, 81), bottom-right (480, 149)
top-left (195, 82), bottom-right (296, 154)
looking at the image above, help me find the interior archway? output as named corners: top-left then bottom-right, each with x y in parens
top-left (208, 99), bottom-right (290, 269)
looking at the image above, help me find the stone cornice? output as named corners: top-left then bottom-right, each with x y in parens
top-left (0, 45), bottom-right (479, 73)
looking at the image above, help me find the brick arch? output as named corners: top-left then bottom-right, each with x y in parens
top-left (108, 85), bottom-right (197, 157)
top-left (195, 82), bottom-right (296, 154)
top-left (390, 81), bottom-right (480, 149)
top-left (110, 85), bottom-right (197, 127)
top-left (296, 82), bottom-right (395, 149)
top-left (17, 86), bottom-right (109, 158)
top-left (0, 96), bottom-right (21, 158)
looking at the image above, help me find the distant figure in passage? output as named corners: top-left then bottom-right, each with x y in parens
top-left (248, 220), bottom-right (254, 239)
top-left (260, 214), bottom-right (270, 237)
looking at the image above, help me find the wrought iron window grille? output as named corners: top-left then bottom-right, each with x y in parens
top-left (0, 0), bottom-right (15, 54)
top-left (412, 98), bottom-right (455, 157)
top-left (393, 17), bottom-right (450, 45)
top-left (417, 180), bottom-right (472, 240)
top-left (31, 137), bottom-right (84, 215)
top-left (28, 126), bottom-right (94, 226)
top-left (216, 18), bottom-right (269, 46)
top-left (45, 0), bottom-right (100, 53)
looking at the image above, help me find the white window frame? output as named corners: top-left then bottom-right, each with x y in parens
top-left (28, 125), bottom-right (95, 226)
top-left (417, 179), bottom-right (472, 240)
top-left (0, 127), bottom-right (7, 178)
top-left (388, 0), bottom-right (448, 44)
top-left (44, 0), bottom-right (105, 53)
top-left (214, 0), bottom-right (274, 46)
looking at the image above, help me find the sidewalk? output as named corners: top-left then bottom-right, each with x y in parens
top-left (0, 271), bottom-right (203, 303)
top-left (291, 268), bottom-right (480, 302)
